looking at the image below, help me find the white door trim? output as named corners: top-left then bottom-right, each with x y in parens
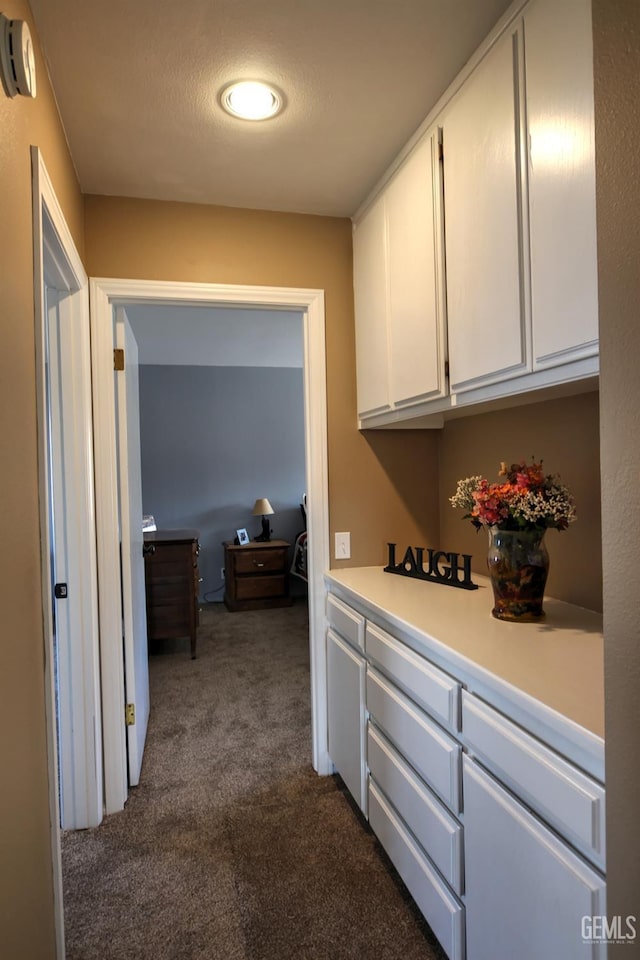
top-left (31, 147), bottom-right (102, 959)
top-left (90, 277), bottom-right (332, 813)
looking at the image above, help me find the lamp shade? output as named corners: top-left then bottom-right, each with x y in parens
top-left (252, 498), bottom-right (274, 516)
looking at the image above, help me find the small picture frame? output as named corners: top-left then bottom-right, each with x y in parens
top-left (236, 528), bottom-right (250, 546)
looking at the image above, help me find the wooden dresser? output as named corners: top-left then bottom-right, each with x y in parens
top-left (223, 539), bottom-right (292, 611)
top-left (144, 530), bottom-right (200, 658)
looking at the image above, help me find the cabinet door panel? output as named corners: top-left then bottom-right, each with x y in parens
top-left (327, 629), bottom-right (367, 813)
top-left (444, 26), bottom-right (528, 392)
top-left (387, 132), bottom-right (446, 406)
top-left (353, 195), bottom-right (390, 417)
top-left (463, 756), bottom-right (606, 960)
top-left (525, 0), bottom-right (598, 367)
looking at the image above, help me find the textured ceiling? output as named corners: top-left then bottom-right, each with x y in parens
top-left (30, 0), bottom-right (514, 217)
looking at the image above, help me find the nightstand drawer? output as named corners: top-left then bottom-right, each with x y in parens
top-left (234, 548), bottom-right (287, 574)
top-left (235, 574), bottom-right (287, 600)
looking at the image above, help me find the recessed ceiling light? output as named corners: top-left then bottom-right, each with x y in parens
top-left (220, 80), bottom-right (283, 121)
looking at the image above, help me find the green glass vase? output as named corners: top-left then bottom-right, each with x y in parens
top-left (487, 527), bottom-right (549, 622)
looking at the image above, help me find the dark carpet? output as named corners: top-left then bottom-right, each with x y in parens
top-left (61, 601), bottom-right (446, 960)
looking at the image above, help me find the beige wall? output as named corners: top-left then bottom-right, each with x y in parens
top-left (438, 391), bottom-right (602, 610)
top-left (593, 0), bottom-right (640, 944)
top-left (84, 195), bottom-right (442, 567)
top-left (0, 1), bottom-right (85, 957)
top-left (2, 0), bottom-right (636, 954)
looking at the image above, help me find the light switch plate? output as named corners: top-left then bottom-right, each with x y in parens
top-left (335, 531), bottom-right (351, 560)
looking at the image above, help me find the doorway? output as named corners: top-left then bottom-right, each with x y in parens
top-left (90, 279), bottom-right (332, 817)
top-left (32, 149), bottom-right (103, 960)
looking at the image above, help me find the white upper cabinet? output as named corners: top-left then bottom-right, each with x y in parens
top-left (524, 0), bottom-right (599, 368)
top-left (353, 193), bottom-right (390, 417)
top-left (351, 0), bottom-right (599, 428)
top-left (353, 128), bottom-right (446, 422)
top-left (386, 132), bottom-right (447, 408)
top-left (442, 24), bottom-right (529, 394)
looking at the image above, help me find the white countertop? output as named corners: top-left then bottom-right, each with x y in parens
top-left (326, 566), bottom-right (605, 775)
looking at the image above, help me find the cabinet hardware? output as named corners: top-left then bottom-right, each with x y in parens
top-left (113, 348), bottom-right (125, 371)
top-left (125, 703), bottom-right (135, 726)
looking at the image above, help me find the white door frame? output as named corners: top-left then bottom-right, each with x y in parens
top-left (31, 147), bottom-right (103, 959)
top-left (90, 277), bottom-right (332, 813)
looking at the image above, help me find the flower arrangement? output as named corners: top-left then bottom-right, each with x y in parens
top-left (450, 459), bottom-right (576, 532)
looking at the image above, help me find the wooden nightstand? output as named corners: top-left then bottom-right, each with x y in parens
top-left (223, 539), bottom-right (292, 611)
top-left (144, 530), bottom-right (200, 657)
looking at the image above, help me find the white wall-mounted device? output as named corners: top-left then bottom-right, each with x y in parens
top-left (1, 13), bottom-right (37, 98)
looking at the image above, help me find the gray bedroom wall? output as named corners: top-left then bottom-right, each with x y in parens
top-left (138, 364), bottom-right (306, 601)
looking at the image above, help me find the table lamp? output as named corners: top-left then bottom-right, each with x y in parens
top-left (252, 498), bottom-right (274, 541)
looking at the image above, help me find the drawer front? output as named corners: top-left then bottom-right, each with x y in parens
top-left (369, 780), bottom-right (465, 960)
top-left (462, 691), bottom-right (606, 868)
top-left (326, 593), bottom-right (365, 652)
top-left (368, 724), bottom-right (463, 894)
top-left (146, 577), bottom-right (190, 603)
top-left (234, 548), bottom-right (287, 575)
top-left (235, 574), bottom-right (287, 601)
top-left (147, 604), bottom-right (191, 637)
top-left (366, 621), bottom-right (460, 730)
top-left (367, 668), bottom-right (461, 813)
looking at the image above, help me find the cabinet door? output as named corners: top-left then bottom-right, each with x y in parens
top-left (353, 194), bottom-right (390, 417)
top-left (386, 131), bottom-right (447, 406)
top-left (327, 629), bottom-right (367, 813)
top-left (525, 0), bottom-right (599, 368)
top-left (463, 756), bottom-right (606, 960)
top-left (443, 25), bottom-right (529, 393)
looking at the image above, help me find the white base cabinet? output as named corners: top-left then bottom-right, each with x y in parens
top-left (325, 573), bottom-right (606, 960)
top-left (463, 756), bottom-right (606, 960)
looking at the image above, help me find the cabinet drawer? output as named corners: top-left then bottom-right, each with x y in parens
top-left (462, 691), bottom-right (605, 868)
top-left (367, 668), bottom-right (461, 813)
top-left (365, 621), bottom-right (460, 730)
top-left (368, 724), bottom-right (463, 894)
top-left (146, 577), bottom-right (190, 602)
top-left (235, 574), bottom-right (286, 601)
top-left (234, 548), bottom-right (286, 575)
top-left (326, 593), bottom-right (365, 652)
top-left (147, 604), bottom-right (191, 636)
top-left (369, 780), bottom-right (465, 960)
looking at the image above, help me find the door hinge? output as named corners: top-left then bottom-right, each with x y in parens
top-left (444, 359), bottom-right (450, 379)
top-left (438, 140), bottom-right (444, 162)
top-left (125, 703), bottom-right (135, 726)
top-left (113, 348), bottom-right (125, 371)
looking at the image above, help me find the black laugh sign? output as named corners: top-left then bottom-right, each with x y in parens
top-left (384, 543), bottom-right (478, 591)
